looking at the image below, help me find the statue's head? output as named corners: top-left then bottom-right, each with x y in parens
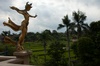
top-left (25, 2), bottom-right (32, 11)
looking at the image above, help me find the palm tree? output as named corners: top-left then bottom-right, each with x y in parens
top-left (57, 15), bottom-right (75, 66)
top-left (72, 10), bottom-right (89, 38)
top-left (40, 30), bottom-right (52, 63)
top-left (1, 31), bottom-right (9, 36)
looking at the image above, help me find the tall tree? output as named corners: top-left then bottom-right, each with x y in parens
top-left (52, 30), bottom-right (59, 40)
top-left (40, 30), bottom-right (52, 63)
top-left (72, 10), bottom-right (89, 38)
top-left (57, 15), bottom-right (75, 66)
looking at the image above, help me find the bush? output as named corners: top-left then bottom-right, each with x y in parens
top-left (72, 37), bottom-right (95, 66)
top-left (0, 42), bottom-right (15, 56)
top-left (78, 37), bottom-right (95, 66)
top-left (45, 41), bottom-right (67, 66)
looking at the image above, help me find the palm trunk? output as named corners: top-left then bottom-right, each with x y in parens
top-left (77, 23), bottom-right (81, 39)
top-left (67, 29), bottom-right (71, 66)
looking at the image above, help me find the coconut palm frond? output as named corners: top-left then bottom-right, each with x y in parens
top-left (57, 24), bottom-right (65, 30)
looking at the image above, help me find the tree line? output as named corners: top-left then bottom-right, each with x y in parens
top-left (0, 29), bottom-right (66, 42)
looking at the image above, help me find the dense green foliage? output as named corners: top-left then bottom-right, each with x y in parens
top-left (0, 43), bottom-right (15, 56)
top-left (89, 21), bottom-right (100, 66)
top-left (45, 41), bottom-right (67, 66)
top-left (71, 20), bottom-right (100, 66)
top-left (78, 37), bottom-right (95, 66)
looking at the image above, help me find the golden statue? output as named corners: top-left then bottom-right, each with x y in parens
top-left (3, 2), bottom-right (37, 51)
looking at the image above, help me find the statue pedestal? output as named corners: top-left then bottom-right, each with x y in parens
top-left (13, 51), bottom-right (32, 65)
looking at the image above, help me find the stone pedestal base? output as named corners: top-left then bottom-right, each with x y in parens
top-left (13, 51), bottom-right (32, 65)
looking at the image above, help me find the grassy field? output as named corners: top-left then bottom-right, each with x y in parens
top-left (23, 41), bottom-right (75, 65)
top-left (0, 40), bottom-right (75, 65)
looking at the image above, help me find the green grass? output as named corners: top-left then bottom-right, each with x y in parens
top-left (0, 40), bottom-right (76, 65)
top-left (22, 41), bottom-right (75, 65)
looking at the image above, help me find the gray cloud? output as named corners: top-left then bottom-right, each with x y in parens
top-left (0, 0), bottom-right (100, 33)
top-left (76, 0), bottom-right (100, 8)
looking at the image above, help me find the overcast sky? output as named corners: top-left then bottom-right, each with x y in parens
top-left (0, 0), bottom-right (100, 33)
